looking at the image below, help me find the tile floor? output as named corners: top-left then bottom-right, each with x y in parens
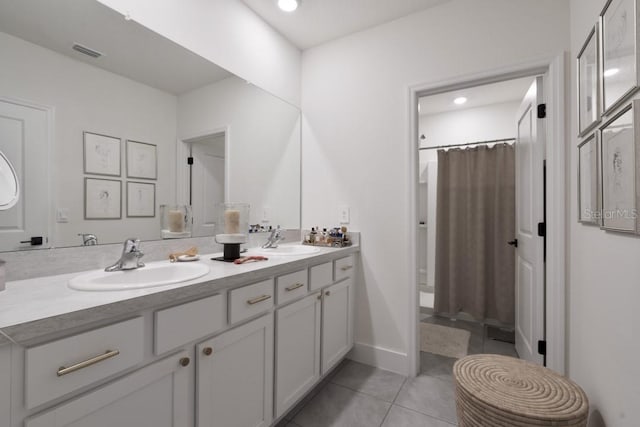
top-left (276, 314), bottom-right (518, 427)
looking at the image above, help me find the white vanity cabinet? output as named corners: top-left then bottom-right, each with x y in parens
top-left (6, 249), bottom-right (358, 427)
top-left (196, 313), bottom-right (274, 427)
top-left (274, 292), bottom-right (322, 418)
top-left (24, 350), bottom-right (192, 427)
top-left (274, 255), bottom-right (355, 419)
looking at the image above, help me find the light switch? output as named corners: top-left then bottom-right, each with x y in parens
top-left (262, 206), bottom-right (270, 223)
top-left (339, 206), bottom-right (350, 224)
top-left (56, 208), bottom-right (69, 223)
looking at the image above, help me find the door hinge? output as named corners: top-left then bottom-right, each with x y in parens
top-left (187, 156), bottom-right (194, 165)
top-left (537, 222), bottom-right (546, 237)
top-left (537, 103), bottom-right (546, 119)
top-left (537, 340), bottom-right (547, 356)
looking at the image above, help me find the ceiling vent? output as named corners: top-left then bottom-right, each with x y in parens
top-left (72, 43), bottom-right (103, 59)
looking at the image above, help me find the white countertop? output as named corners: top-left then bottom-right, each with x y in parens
top-left (0, 244), bottom-right (358, 344)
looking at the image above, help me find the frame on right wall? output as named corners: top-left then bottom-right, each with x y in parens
top-left (577, 23), bottom-right (601, 136)
top-left (600, 0), bottom-right (640, 113)
top-left (599, 101), bottom-right (639, 233)
top-left (578, 132), bottom-right (601, 225)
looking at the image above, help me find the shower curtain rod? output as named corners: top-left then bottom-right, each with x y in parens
top-left (419, 137), bottom-right (515, 151)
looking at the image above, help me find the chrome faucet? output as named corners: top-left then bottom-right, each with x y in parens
top-left (105, 238), bottom-right (145, 272)
top-left (262, 226), bottom-right (285, 249)
top-left (78, 233), bottom-right (98, 246)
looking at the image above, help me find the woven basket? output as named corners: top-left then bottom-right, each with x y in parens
top-left (453, 355), bottom-right (588, 427)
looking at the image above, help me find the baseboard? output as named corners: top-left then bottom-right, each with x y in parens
top-left (347, 342), bottom-right (408, 376)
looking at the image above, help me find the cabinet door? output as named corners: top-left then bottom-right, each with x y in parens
top-left (197, 314), bottom-right (273, 427)
top-left (0, 345), bottom-right (10, 427)
top-left (321, 278), bottom-right (353, 374)
top-left (275, 292), bottom-right (321, 418)
top-left (25, 351), bottom-right (191, 427)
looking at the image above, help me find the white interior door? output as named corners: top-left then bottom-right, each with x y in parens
top-left (514, 77), bottom-right (545, 365)
top-left (0, 99), bottom-right (49, 251)
top-left (190, 135), bottom-right (225, 237)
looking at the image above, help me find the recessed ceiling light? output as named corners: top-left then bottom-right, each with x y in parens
top-left (278, 0), bottom-right (299, 12)
top-left (454, 97), bottom-right (467, 105)
top-left (604, 68), bottom-right (619, 77)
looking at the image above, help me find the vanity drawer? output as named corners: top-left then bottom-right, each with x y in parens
top-left (309, 262), bottom-right (333, 291)
top-left (276, 269), bottom-right (308, 305)
top-left (334, 255), bottom-right (355, 282)
top-left (25, 317), bottom-right (144, 409)
top-left (155, 294), bottom-right (224, 355)
top-left (228, 279), bottom-right (274, 324)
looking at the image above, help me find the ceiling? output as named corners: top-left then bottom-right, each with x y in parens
top-left (242, 0), bottom-right (451, 50)
top-left (418, 77), bottom-right (535, 116)
top-left (0, 0), bottom-right (232, 95)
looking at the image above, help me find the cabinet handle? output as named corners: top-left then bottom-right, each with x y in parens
top-left (285, 283), bottom-right (304, 292)
top-left (57, 349), bottom-right (120, 377)
top-left (179, 357), bottom-right (190, 367)
top-left (325, 290), bottom-right (331, 296)
top-left (341, 265), bottom-right (353, 271)
top-left (247, 294), bottom-right (271, 305)
top-left (203, 347), bottom-right (213, 356)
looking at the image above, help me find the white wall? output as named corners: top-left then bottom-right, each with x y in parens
top-left (569, 2), bottom-right (640, 426)
top-left (301, 0), bottom-right (569, 373)
top-left (97, 0), bottom-right (302, 106)
top-left (418, 100), bottom-right (519, 289)
top-left (177, 76), bottom-right (301, 229)
top-left (0, 32), bottom-right (177, 247)
top-left (419, 100), bottom-right (520, 161)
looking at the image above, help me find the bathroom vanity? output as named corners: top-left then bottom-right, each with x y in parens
top-left (0, 245), bottom-right (358, 427)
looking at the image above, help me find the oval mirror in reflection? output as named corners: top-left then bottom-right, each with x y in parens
top-left (0, 151), bottom-right (19, 210)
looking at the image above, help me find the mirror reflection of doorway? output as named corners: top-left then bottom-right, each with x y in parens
top-left (0, 98), bottom-right (49, 251)
top-left (186, 132), bottom-right (226, 237)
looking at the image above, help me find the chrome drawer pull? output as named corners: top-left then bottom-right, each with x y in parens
top-left (285, 283), bottom-right (304, 292)
top-left (341, 265), bottom-right (353, 271)
top-left (247, 294), bottom-right (271, 305)
top-left (57, 349), bottom-right (120, 377)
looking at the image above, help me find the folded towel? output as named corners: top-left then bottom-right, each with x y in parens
top-left (233, 255), bottom-right (268, 264)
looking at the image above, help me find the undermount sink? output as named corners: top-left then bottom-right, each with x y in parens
top-left (68, 262), bottom-right (210, 291)
top-left (253, 244), bottom-right (321, 256)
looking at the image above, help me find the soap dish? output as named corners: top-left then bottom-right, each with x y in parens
top-left (177, 254), bottom-right (200, 262)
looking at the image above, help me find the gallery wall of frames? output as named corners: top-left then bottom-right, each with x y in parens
top-left (577, 0), bottom-right (640, 234)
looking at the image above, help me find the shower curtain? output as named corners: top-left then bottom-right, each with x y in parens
top-left (433, 143), bottom-right (515, 325)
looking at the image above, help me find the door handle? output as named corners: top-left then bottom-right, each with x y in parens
top-left (507, 239), bottom-right (518, 248)
top-left (20, 236), bottom-right (44, 246)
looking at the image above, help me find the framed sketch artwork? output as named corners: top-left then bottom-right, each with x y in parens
top-left (83, 132), bottom-right (121, 176)
top-left (85, 178), bottom-right (121, 219)
top-left (599, 102), bottom-right (639, 232)
top-left (127, 181), bottom-right (155, 217)
top-left (577, 24), bottom-right (601, 136)
top-left (127, 140), bottom-right (157, 180)
top-left (578, 133), bottom-right (601, 224)
top-left (600, 0), bottom-right (640, 113)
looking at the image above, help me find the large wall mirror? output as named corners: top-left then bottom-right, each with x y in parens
top-left (0, 0), bottom-right (301, 252)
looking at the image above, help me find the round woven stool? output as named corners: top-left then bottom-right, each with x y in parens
top-left (453, 355), bottom-right (588, 427)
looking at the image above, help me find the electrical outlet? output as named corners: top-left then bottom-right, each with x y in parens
top-left (339, 206), bottom-right (350, 224)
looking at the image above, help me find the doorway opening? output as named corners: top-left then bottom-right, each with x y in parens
top-left (408, 56), bottom-right (566, 378)
top-left (183, 131), bottom-right (227, 238)
top-left (417, 77), bottom-right (533, 368)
